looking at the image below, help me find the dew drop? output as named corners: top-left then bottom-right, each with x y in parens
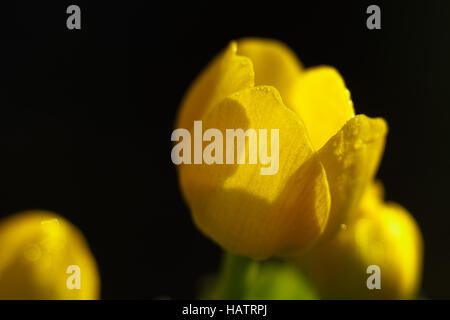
top-left (354, 138), bottom-right (363, 150)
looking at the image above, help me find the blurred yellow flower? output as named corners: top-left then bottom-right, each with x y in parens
top-left (0, 211), bottom-right (100, 299)
top-left (300, 182), bottom-right (423, 299)
top-left (175, 38), bottom-right (387, 259)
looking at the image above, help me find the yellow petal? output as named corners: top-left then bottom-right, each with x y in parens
top-left (237, 38), bottom-right (303, 104)
top-left (0, 211), bottom-right (100, 299)
top-left (180, 86), bottom-right (330, 259)
top-left (288, 66), bottom-right (355, 150)
top-left (360, 180), bottom-right (385, 211)
top-left (176, 41), bottom-right (254, 131)
top-left (319, 114), bottom-right (387, 240)
top-left (301, 182), bottom-right (423, 299)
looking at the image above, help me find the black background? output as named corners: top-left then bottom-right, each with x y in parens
top-left (4, 1), bottom-right (450, 299)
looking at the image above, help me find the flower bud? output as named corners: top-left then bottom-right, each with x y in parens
top-left (175, 38), bottom-right (387, 259)
top-left (300, 183), bottom-right (423, 299)
top-left (0, 211), bottom-right (100, 299)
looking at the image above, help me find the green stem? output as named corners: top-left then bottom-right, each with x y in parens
top-left (216, 251), bottom-right (259, 300)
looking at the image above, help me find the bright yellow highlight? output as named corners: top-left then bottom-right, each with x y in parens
top-left (301, 182), bottom-right (423, 299)
top-left (288, 66), bottom-right (355, 150)
top-left (318, 114), bottom-right (387, 240)
top-left (176, 38), bottom-right (387, 259)
top-left (0, 211), bottom-right (100, 299)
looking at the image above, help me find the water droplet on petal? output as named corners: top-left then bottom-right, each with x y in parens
top-left (354, 138), bottom-right (363, 150)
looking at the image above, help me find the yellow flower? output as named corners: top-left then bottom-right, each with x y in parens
top-left (0, 211), bottom-right (100, 299)
top-left (175, 38), bottom-right (387, 259)
top-left (300, 182), bottom-right (423, 299)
